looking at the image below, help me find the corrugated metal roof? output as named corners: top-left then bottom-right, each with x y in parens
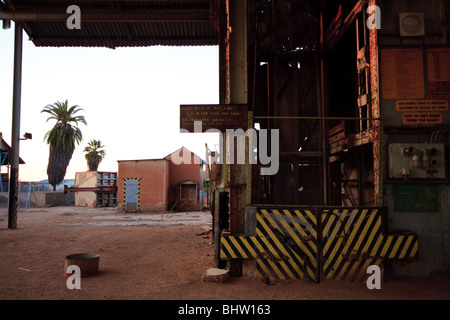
top-left (0, 138), bottom-right (25, 165)
top-left (1, 0), bottom-right (218, 48)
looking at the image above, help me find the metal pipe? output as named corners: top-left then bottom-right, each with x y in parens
top-left (254, 116), bottom-right (382, 121)
top-left (2, 18), bottom-right (11, 29)
top-left (8, 23), bottom-right (23, 229)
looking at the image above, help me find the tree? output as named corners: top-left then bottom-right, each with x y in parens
top-left (41, 100), bottom-right (86, 190)
top-left (83, 139), bottom-right (106, 171)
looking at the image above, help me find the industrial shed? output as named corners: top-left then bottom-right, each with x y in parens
top-left (1, 0), bottom-right (449, 282)
top-left (117, 147), bottom-right (205, 213)
top-left (166, 147), bottom-right (205, 211)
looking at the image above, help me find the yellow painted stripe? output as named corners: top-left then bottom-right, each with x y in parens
top-left (321, 213), bottom-right (333, 240)
top-left (256, 259), bottom-right (275, 280)
top-left (361, 214), bottom-right (382, 254)
top-left (305, 209), bottom-right (317, 225)
top-left (252, 237), bottom-right (287, 280)
top-left (322, 214), bottom-right (345, 257)
top-left (360, 258), bottom-right (375, 277)
top-left (336, 209), bottom-right (369, 280)
top-left (266, 211), bottom-right (313, 274)
top-left (352, 209), bottom-right (377, 255)
top-left (322, 237), bottom-right (344, 275)
top-left (370, 233), bottom-right (384, 257)
top-left (380, 235), bottom-right (393, 257)
top-left (284, 209), bottom-right (318, 253)
top-left (276, 210), bottom-right (317, 266)
top-left (343, 209), bottom-right (357, 237)
top-left (347, 258), bottom-right (365, 279)
top-left (221, 237), bottom-right (237, 259)
top-left (225, 238), bottom-right (239, 259)
top-left (230, 236), bottom-right (249, 259)
top-left (336, 260), bottom-right (353, 281)
top-left (241, 236), bottom-right (259, 259)
top-left (257, 221), bottom-right (298, 279)
top-left (255, 228), bottom-right (288, 279)
top-left (322, 211), bottom-right (341, 239)
top-left (257, 214), bottom-right (297, 279)
top-left (250, 233), bottom-right (266, 255)
top-left (399, 236), bottom-right (413, 259)
top-left (340, 209), bottom-right (368, 258)
top-left (388, 236), bottom-right (404, 259)
top-left (322, 211), bottom-right (351, 273)
top-left (293, 209), bottom-right (317, 238)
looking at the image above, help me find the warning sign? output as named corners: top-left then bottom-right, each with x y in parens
top-left (381, 49), bottom-right (425, 99)
top-left (402, 112), bottom-right (443, 124)
top-left (427, 49), bottom-right (450, 100)
top-left (396, 100), bottom-right (448, 112)
top-left (180, 104), bottom-right (248, 132)
top-left (429, 81), bottom-right (450, 100)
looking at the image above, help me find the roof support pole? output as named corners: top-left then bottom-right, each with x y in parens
top-left (8, 23), bottom-right (23, 229)
top-left (228, 0), bottom-right (248, 277)
top-left (213, 0), bottom-right (229, 270)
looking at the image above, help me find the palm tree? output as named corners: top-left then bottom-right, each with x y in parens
top-left (41, 100), bottom-right (87, 190)
top-left (83, 139), bottom-right (106, 171)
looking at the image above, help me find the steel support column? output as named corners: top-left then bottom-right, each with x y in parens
top-left (319, 0), bottom-right (329, 206)
top-left (8, 23), bottom-right (23, 229)
top-left (368, 0), bottom-right (381, 206)
top-left (213, 0), bottom-right (229, 269)
top-left (227, 0), bottom-right (248, 276)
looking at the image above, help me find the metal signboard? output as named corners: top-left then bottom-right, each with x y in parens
top-left (180, 104), bottom-right (248, 132)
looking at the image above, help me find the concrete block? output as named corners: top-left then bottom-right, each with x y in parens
top-left (202, 268), bottom-right (230, 283)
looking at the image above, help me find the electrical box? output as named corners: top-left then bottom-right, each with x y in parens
top-left (388, 143), bottom-right (446, 179)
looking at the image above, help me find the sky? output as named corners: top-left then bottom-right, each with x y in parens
top-left (0, 22), bottom-right (220, 182)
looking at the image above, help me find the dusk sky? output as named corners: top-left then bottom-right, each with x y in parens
top-left (0, 22), bottom-right (220, 182)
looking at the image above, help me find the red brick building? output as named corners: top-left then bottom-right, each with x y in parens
top-left (117, 147), bottom-right (205, 213)
top-left (165, 147), bottom-right (205, 212)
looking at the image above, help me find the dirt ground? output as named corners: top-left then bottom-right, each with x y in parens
top-left (0, 206), bottom-right (449, 302)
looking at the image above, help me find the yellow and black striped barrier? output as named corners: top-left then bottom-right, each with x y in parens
top-left (123, 178), bottom-right (141, 213)
top-left (320, 208), bottom-right (418, 281)
top-left (221, 208), bottom-right (319, 282)
top-left (220, 207), bottom-right (418, 283)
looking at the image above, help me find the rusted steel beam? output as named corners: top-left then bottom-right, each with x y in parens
top-left (0, 10), bottom-right (211, 23)
top-left (325, 0), bottom-right (369, 50)
top-left (368, 0), bottom-right (381, 206)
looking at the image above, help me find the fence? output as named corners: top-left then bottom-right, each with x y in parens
top-left (0, 181), bottom-right (76, 218)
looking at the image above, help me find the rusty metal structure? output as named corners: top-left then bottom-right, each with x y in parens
top-left (1, 0), bottom-right (449, 280)
top-left (207, 0), bottom-right (449, 281)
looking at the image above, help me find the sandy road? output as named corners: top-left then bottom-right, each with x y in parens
top-left (0, 206), bottom-right (449, 302)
